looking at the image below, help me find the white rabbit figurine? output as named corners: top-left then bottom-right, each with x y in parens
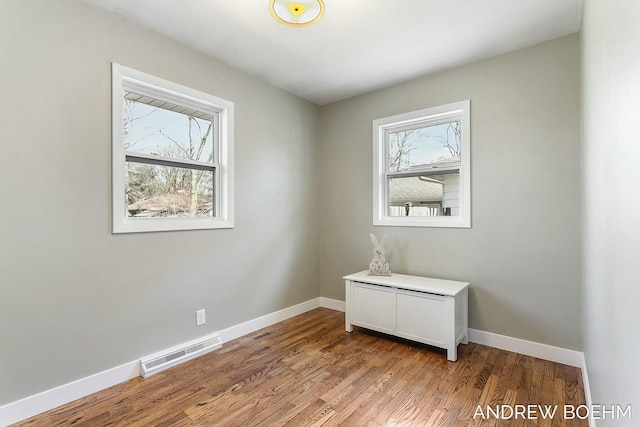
top-left (368, 233), bottom-right (391, 276)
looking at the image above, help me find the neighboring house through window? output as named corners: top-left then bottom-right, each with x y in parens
top-left (111, 64), bottom-right (234, 233)
top-left (373, 100), bottom-right (470, 228)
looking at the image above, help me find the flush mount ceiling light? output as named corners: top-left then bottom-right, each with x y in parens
top-left (269, 0), bottom-right (325, 27)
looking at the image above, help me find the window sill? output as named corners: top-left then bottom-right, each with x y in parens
top-left (113, 217), bottom-right (234, 234)
top-left (374, 216), bottom-right (470, 228)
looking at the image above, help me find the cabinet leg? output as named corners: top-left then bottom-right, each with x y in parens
top-left (447, 346), bottom-right (458, 362)
top-left (345, 280), bottom-right (352, 333)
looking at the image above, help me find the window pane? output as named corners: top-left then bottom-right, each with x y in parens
top-left (126, 161), bottom-right (214, 218)
top-left (388, 121), bottom-right (460, 172)
top-left (123, 92), bottom-right (214, 164)
top-left (387, 173), bottom-right (459, 217)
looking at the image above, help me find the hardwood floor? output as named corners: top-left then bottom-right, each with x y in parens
top-left (14, 308), bottom-right (587, 426)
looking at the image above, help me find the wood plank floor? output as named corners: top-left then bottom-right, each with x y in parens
top-left (14, 308), bottom-right (587, 426)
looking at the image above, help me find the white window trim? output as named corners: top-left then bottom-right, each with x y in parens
top-left (373, 100), bottom-right (471, 228)
top-left (111, 63), bottom-right (234, 233)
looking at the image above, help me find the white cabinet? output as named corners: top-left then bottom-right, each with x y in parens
top-left (344, 271), bottom-right (469, 362)
top-left (351, 282), bottom-right (395, 334)
top-left (396, 290), bottom-right (446, 347)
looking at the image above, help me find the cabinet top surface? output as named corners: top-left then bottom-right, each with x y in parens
top-left (343, 270), bottom-right (469, 296)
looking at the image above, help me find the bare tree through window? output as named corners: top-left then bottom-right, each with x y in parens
top-left (123, 95), bottom-right (215, 218)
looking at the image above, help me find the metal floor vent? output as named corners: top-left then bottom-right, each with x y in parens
top-left (140, 333), bottom-right (222, 377)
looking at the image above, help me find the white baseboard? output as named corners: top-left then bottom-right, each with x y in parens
top-left (0, 360), bottom-right (140, 427)
top-left (0, 297), bottom-right (324, 426)
top-left (218, 298), bottom-right (322, 343)
top-left (320, 297), bottom-right (345, 312)
top-left (581, 353), bottom-right (596, 427)
top-left (468, 328), bottom-right (583, 368)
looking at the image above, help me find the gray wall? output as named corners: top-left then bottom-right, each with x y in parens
top-left (0, 0), bottom-right (319, 404)
top-left (319, 34), bottom-right (582, 350)
top-left (582, 1), bottom-right (640, 424)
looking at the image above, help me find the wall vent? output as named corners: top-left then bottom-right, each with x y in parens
top-left (140, 332), bottom-right (222, 377)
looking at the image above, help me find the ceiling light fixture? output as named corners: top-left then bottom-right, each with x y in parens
top-left (269, 0), bottom-right (325, 27)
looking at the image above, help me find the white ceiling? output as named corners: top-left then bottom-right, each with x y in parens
top-left (83, 0), bottom-right (584, 105)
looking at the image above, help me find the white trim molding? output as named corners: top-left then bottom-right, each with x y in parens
top-left (219, 298), bottom-right (321, 343)
top-left (0, 361), bottom-right (140, 427)
top-left (581, 353), bottom-right (596, 427)
top-left (320, 297), bottom-right (345, 312)
top-left (468, 328), bottom-right (583, 367)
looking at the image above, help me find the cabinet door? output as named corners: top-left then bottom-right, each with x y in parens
top-left (396, 291), bottom-right (446, 347)
top-left (351, 283), bottom-right (395, 335)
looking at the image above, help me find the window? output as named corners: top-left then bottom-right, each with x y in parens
top-left (373, 100), bottom-right (470, 228)
top-left (112, 64), bottom-right (234, 233)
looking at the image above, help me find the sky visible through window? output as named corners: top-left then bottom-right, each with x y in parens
top-left (123, 99), bottom-right (214, 164)
top-left (388, 121), bottom-right (460, 171)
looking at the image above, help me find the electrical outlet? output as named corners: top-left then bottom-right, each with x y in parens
top-left (196, 309), bottom-right (206, 326)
